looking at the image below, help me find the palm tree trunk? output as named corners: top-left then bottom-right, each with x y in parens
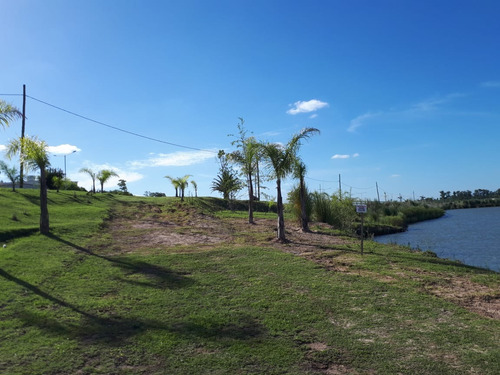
top-left (39, 168), bottom-right (50, 234)
top-left (300, 177), bottom-right (309, 232)
top-left (248, 172), bottom-right (254, 224)
top-left (276, 178), bottom-right (286, 241)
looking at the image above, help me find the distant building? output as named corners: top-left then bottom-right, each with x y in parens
top-left (0, 175), bottom-right (39, 189)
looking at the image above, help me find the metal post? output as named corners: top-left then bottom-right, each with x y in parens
top-left (360, 214), bottom-right (364, 255)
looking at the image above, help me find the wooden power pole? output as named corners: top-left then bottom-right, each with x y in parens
top-left (20, 84), bottom-right (26, 188)
top-left (338, 174), bottom-right (342, 199)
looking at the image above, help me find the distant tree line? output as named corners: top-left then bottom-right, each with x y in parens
top-left (436, 188), bottom-right (500, 210)
top-left (439, 189), bottom-right (500, 201)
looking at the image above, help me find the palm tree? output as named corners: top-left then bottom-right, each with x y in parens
top-left (229, 119), bottom-right (259, 224)
top-left (6, 136), bottom-right (51, 234)
top-left (259, 128), bottom-right (319, 242)
top-left (0, 161), bottom-right (19, 191)
top-left (212, 151), bottom-right (242, 200)
top-left (0, 100), bottom-right (22, 129)
top-left (79, 168), bottom-right (97, 193)
top-left (191, 180), bottom-right (198, 197)
top-left (97, 169), bottom-right (119, 193)
top-left (177, 175), bottom-right (191, 202)
top-left (293, 158), bottom-right (310, 232)
top-left (165, 175), bottom-right (191, 201)
top-left (165, 175), bottom-right (180, 197)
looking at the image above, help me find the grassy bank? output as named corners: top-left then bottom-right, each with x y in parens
top-left (0, 188), bottom-right (499, 374)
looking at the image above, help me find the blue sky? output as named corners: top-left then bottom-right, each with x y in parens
top-left (1, 0), bottom-right (499, 200)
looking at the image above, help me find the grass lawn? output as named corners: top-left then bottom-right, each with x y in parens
top-left (0, 188), bottom-right (499, 374)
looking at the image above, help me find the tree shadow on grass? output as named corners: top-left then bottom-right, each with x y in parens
top-left (0, 227), bottom-right (39, 242)
top-left (47, 233), bottom-right (194, 289)
top-left (1, 268), bottom-right (265, 347)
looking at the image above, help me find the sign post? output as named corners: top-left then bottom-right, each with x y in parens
top-left (355, 204), bottom-right (367, 255)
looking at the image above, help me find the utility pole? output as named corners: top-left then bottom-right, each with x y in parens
top-left (376, 182), bottom-right (380, 202)
top-left (338, 174), bottom-right (342, 199)
top-left (20, 84), bottom-right (26, 188)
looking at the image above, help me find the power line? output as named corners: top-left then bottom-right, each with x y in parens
top-left (305, 176), bottom-right (337, 183)
top-left (341, 182), bottom-right (375, 191)
top-left (20, 94), bottom-right (217, 154)
top-left (305, 176), bottom-right (375, 190)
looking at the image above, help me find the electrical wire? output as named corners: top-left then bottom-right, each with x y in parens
top-left (20, 94), bottom-right (218, 154)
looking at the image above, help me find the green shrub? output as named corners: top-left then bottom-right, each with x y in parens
top-left (311, 192), bottom-right (334, 224)
top-left (287, 185), bottom-right (312, 224)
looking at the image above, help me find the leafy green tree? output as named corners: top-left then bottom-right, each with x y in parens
top-left (228, 119), bottom-right (260, 224)
top-left (0, 100), bottom-right (22, 129)
top-left (259, 128), bottom-right (319, 242)
top-left (212, 150), bottom-right (242, 200)
top-left (79, 168), bottom-right (97, 193)
top-left (97, 169), bottom-right (119, 193)
top-left (0, 161), bottom-right (19, 191)
top-left (144, 191), bottom-right (166, 197)
top-left (6, 136), bottom-right (51, 234)
top-left (117, 179), bottom-right (128, 193)
top-left (52, 176), bottom-right (63, 193)
top-left (46, 168), bottom-right (64, 190)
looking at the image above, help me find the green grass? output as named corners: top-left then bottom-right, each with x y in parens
top-left (0, 188), bottom-right (499, 374)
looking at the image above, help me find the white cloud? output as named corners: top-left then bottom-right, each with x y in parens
top-left (391, 174), bottom-right (401, 178)
top-left (129, 150), bottom-right (216, 169)
top-left (74, 163), bottom-right (144, 191)
top-left (0, 145), bottom-right (6, 152)
top-left (287, 99), bottom-right (328, 115)
top-left (411, 93), bottom-right (464, 112)
top-left (47, 144), bottom-right (81, 155)
top-left (332, 153), bottom-right (359, 159)
top-left (332, 154), bottom-right (350, 159)
top-left (348, 112), bottom-right (381, 132)
top-left (481, 81), bottom-right (500, 88)
top-left (309, 113), bottom-right (318, 119)
top-left (348, 92), bottom-right (465, 133)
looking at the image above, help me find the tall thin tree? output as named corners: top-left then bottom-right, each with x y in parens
top-left (177, 175), bottom-right (191, 202)
top-left (6, 136), bottom-right (51, 234)
top-left (259, 128), bottom-right (319, 241)
top-left (79, 168), bottom-right (97, 193)
top-left (293, 158), bottom-right (311, 232)
top-left (165, 175), bottom-right (180, 197)
top-left (191, 180), bottom-right (198, 197)
top-left (229, 118), bottom-right (259, 224)
top-left (97, 169), bottom-right (119, 193)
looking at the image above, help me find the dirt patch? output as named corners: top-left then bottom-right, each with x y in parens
top-left (424, 277), bottom-right (500, 320)
top-left (105, 201), bottom-right (499, 320)
top-left (307, 342), bottom-right (329, 352)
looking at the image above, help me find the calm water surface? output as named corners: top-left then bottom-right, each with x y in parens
top-left (375, 206), bottom-right (500, 272)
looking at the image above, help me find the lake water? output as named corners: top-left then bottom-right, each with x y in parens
top-left (374, 206), bottom-right (500, 272)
